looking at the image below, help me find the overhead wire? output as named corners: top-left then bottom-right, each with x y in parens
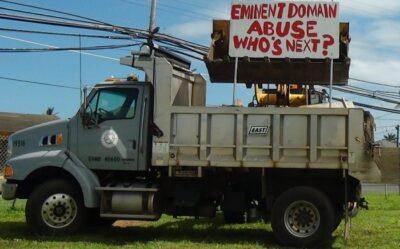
top-left (0, 0), bottom-right (111, 26)
top-left (0, 0), bottom-right (397, 112)
top-left (349, 77), bottom-right (400, 89)
top-left (0, 43), bottom-right (141, 52)
top-left (0, 34), bottom-right (120, 61)
top-left (0, 27), bottom-right (132, 40)
top-left (0, 6), bottom-right (104, 25)
top-left (0, 76), bottom-right (80, 90)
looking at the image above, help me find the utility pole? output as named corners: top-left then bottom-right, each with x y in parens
top-left (396, 125), bottom-right (400, 195)
top-left (149, 0), bottom-right (157, 32)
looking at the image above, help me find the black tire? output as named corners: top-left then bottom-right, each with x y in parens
top-left (332, 207), bottom-right (344, 232)
top-left (271, 186), bottom-right (334, 248)
top-left (223, 211), bottom-right (245, 224)
top-left (26, 179), bottom-right (87, 235)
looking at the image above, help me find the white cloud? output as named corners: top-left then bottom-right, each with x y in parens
top-left (164, 2), bottom-right (230, 39)
top-left (166, 20), bottom-right (212, 39)
top-left (369, 20), bottom-right (400, 49)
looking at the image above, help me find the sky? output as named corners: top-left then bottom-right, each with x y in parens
top-left (0, 0), bottom-right (399, 139)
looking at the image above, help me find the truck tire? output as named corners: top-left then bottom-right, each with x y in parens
top-left (223, 211), bottom-right (245, 224)
top-left (26, 179), bottom-right (87, 234)
top-left (332, 211), bottom-right (343, 232)
top-left (271, 186), bottom-right (334, 248)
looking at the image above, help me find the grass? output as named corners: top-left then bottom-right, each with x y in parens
top-left (0, 194), bottom-right (399, 248)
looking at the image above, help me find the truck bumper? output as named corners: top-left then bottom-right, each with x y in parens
top-left (1, 182), bottom-right (18, 200)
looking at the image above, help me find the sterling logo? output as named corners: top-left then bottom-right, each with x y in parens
top-left (248, 126), bottom-right (269, 136)
top-left (101, 130), bottom-right (119, 148)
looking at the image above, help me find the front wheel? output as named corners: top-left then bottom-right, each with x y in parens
top-left (26, 179), bottom-right (87, 234)
top-left (271, 186), bottom-right (334, 248)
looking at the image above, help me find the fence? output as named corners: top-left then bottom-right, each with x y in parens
top-left (375, 148), bottom-right (400, 184)
top-left (0, 134), bottom-right (9, 174)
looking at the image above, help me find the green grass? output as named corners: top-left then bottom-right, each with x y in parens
top-left (0, 194), bottom-right (399, 248)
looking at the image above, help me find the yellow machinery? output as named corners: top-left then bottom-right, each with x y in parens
top-left (254, 84), bottom-right (308, 107)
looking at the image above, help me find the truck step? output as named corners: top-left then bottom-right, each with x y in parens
top-left (96, 187), bottom-right (158, 192)
top-left (100, 213), bottom-right (159, 220)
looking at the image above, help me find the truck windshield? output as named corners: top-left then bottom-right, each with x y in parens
top-left (86, 88), bottom-right (139, 123)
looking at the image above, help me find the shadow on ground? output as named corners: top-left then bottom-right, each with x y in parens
top-left (0, 216), bottom-right (339, 248)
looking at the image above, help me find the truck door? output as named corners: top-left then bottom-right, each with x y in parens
top-left (76, 85), bottom-right (146, 171)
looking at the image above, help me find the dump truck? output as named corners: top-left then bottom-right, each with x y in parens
top-left (1, 41), bottom-right (380, 247)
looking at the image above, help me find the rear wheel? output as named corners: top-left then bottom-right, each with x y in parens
top-left (271, 186), bottom-right (334, 248)
top-left (26, 179), bottom-right (87, 234)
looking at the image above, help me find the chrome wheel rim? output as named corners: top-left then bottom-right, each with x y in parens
top-left (41, 193), bottom-right (77, 229)
top-left (284, 200), bottom-right (320, 238)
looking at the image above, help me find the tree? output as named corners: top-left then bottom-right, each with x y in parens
top-left (46, 107), bottom-right (54, 115)
top-left (383, 133), bottom-right (397, 143)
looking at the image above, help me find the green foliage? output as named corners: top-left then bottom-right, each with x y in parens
top-left (0, 194), bottom-right (399, 248)
top-left (384, 133), bottom-right (397, 143)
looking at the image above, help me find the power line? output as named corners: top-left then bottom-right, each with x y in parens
top-left (332, 86), bottom-right (400, 105)
top-left (0, 76), bottom-right (79, 90)
top-left (332, 97), bottom-right (400, 114)
top-left (0, 34), bottom-right (119, 61)
top-left (350, 77), bottom-right (399, 88)
top-left (0, 6), bottom-right (102, 25)
top-left (0, 27), bottom-right (132, 39)
top-left (0, 43), bottom-right (141, 52)
top-left (0, 0), bottom-right (110, 26)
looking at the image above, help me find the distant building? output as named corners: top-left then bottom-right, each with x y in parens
top-left (0, 112), bottom-right (58, 169)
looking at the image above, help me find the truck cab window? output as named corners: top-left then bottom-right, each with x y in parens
top-left (86, 88), bottom-right (138, 123)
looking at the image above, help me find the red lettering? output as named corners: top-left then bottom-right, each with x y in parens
top-left (263, 21), bottom-right (275, 35)
top-left (288, 3), bottom-right (297, 18)
top-left (233, 36), bottom-right (249, 49)
top-left (291, 21), bottom-right (304, 39)
top-left (286, 40), bottom-right (296, 52)
top-left (276, 22), bottom-right (290, 37)
top-left (247, 37), bottom-right (259, 51)
top-left (247, 21), bottom-right (263, 35)
top-left (310, 39), bottom-right (320, 52)
top-left (303, 39), bottom-right (312, 52)
top-left (231, 5), bottom-right (240, 19)
top-left (277, 3), bottom-right (286, 18)
top-left (272, 39), bottom-right (282, 56)
top-left (295, 40), bottom-right (302, 52)
top-left (307, 21), bottom-right (317, 37)
top-left (241, 5), bottom-right (252, 19)
top-left (298, 4), bottom-right (306, 18)
top-left (317, 5), bottom-right (324, 16)
top-left (261, 4), bottom-right (268, 19)
top-left (329, 4), bottom-right (338, 18)
top-left (259, 37), bottom-right (270, 53)
top-left (307, 5), bottom-right (317, 17)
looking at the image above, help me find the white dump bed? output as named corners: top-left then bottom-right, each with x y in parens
top-left (123, 55), bottom-right (380, 182)
top-left (152, 106), bottom-right (380, 182)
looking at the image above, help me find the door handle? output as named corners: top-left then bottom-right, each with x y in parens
top-left (132, 140), bottom-right (136, 150)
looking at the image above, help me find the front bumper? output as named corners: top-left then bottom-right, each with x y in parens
top-left (1, 182), bottom-right (18, 200)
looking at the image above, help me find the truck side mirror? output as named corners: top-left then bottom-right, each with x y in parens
top-left (81, 106), bottom-right (97, 128)
top-left (80, 86), bottom-right (96, 128)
